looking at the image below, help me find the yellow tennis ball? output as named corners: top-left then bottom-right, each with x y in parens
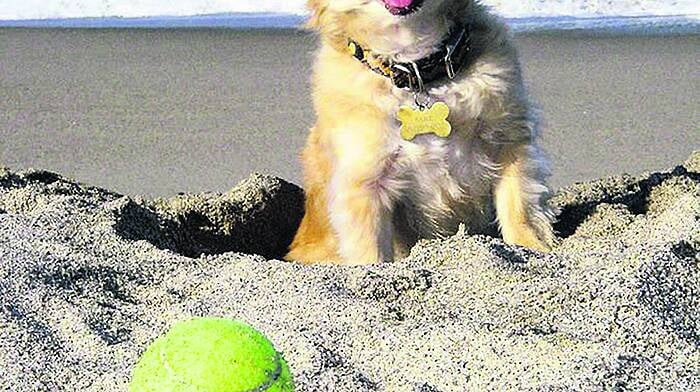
top-left (130, 317), bottom-right (294, 392)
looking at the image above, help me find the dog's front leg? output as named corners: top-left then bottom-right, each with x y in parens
top-left (494, 144), bottom-right (557, 252)
top-left (328, 166), bottom-right (394, 265)
top-left (325, 116), bottom-right (395, 265)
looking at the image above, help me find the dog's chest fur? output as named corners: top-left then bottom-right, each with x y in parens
top-left (373, 84), bottom-right (502, 238)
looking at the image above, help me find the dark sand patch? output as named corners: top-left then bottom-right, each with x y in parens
top-left (0, 153), bottom-right (698, 390)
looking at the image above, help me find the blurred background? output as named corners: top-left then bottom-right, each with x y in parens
top-left (0, 0), bottom-right (698, 197)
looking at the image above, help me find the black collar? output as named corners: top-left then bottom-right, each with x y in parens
top-left (348, 25), bottom-right (473, 92)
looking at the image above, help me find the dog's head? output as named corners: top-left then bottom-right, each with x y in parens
top-left (307, 0), bottom-right (467, 54)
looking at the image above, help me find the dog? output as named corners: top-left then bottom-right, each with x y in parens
top-left (286, 0), bottom-right (556, 265)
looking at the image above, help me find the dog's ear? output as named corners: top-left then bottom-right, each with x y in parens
top-left (306, 0), bottom-right (328, 29)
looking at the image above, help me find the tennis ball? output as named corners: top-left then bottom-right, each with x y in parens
top-left (130, 317), bottom-right (294, 392)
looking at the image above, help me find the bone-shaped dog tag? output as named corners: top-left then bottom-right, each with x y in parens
top-left (398, 102), bottom-right (452, 141)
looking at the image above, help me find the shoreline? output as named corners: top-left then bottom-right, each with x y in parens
top-left (0, 14), bottom-right (697, 35)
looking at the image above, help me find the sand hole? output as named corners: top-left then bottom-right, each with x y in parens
top-left (553, 165), bottom-right (700, 238)
top-left (112, 164), bottom-right (698, 258)
top-left (113, 173), bottom-right (305, 259)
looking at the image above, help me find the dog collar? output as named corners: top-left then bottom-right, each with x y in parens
top-left (347, 25), bottom-right (473, 92)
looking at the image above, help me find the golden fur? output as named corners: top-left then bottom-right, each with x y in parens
top-left (286, 0), bottom-right (556, 265)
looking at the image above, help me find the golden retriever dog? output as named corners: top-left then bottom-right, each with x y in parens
top-left (286, 0), bottom-right (556, 265)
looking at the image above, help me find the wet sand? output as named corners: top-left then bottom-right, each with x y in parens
top-left (1, 28), bottom-right (698, 197)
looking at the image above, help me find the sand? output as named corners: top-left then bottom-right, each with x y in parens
top-left (1, 152), bottom-right (698, 390)
top-left (1, 28), bottom-right (699, 197)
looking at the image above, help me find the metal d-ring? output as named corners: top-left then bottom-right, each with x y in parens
top-left (391, 61), bottom-right (424, 94)
top-left (408, 61), bottom-right (424, 93)
top-left (444, 28), bottom-right (465, 79)
top-left (392, 61), bottom-right (430, 109)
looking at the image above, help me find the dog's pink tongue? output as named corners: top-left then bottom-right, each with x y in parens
top-left (383, 0), bottom-right (414, 8)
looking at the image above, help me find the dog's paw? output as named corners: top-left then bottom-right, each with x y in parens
top-left (505, 221), bottom-right (557, 253)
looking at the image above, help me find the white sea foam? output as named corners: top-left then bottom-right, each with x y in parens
top-left (0, 0), bottom-right (697, 21)
top-left (484, 0), bottom-right (698, 18)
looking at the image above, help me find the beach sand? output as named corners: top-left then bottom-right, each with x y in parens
top-left (1, 28), bottom-right (698, 197)
top-left (0, 152), bottom-right (698, 390)
top-left (0, 27), bottom-right (699, 390)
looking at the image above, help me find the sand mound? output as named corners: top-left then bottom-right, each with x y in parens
top-left (1, 153), bottom-right (698, 391)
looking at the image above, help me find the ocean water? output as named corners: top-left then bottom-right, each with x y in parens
top-left (0, 0), bottom-right (697, 32)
